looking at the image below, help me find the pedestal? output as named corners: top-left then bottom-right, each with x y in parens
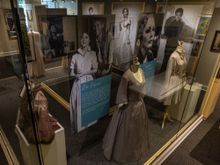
top-left (15, 118), bottom-right (67, 165)
top-left (169, 83), bottom-right (202, 123)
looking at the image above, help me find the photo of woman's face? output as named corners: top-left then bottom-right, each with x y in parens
top-left (122, 8), bottom-right (129, 18)
top-left (142, 16), bottom-right (155, 49)
top-left (81, 33), bottom-right (90, 47)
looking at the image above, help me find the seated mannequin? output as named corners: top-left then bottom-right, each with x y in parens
top-left (19, 83), bottom-right (57, 144)
top-left (103, 57), bottom-right (149, 163)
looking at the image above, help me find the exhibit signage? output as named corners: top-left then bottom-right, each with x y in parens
top-left (141, 60), bottom-right (156, 93)
top-left (79, 75), bottom-right (111, 131)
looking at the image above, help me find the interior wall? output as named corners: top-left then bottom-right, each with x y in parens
top-left (195, 7), bottom-right (220, 86)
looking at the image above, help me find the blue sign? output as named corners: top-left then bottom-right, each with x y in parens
top-left (140, 60), bottom-right (156, 93)
top-left (140, 60), bottom-right (156, 78)
top-left (80, 75), bottom-right (111, 128)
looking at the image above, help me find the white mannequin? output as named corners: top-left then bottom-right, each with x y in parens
top-left (163, 41), bottom-right (187, 105)
top-left (27, 29), bottom-right (45, 77)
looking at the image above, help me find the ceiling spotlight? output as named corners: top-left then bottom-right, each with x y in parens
top-left (62, 0), bottom-right (65, 2)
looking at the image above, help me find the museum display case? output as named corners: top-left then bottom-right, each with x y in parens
top-left (0, 0), bottom-right (220, 164)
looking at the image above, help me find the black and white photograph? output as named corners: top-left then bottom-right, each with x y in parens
top-left (210, 31), bottom-right (220, 53)
top-left (158, 4), bottom-right (203, 72)
top-left (82, 2), bottom-right (104, 15)
top-left (4, 9), bottom-right (17, 39)
top-left (77, 16), bottom-right (113, 76)
top-left (40, 16), bottom-right (64, 58)
top-left (136, 13), bottom-right (159, 64)
top-left (111, 2), bottom-right (145, 70)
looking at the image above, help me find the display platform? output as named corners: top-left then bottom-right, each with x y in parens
top-left (15, 112), bottom-right (67, 165)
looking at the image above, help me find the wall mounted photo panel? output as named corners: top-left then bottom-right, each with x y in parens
top-left (111, 2), bottom-right (145, 70)
top-left (82, 2), bottom-right (104, 15)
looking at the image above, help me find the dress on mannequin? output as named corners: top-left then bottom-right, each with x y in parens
top-left (103, 66), bottom-right (149, 163)
top-left (163, 42), bottom-right (187, 105)
top-left (28, 30), bottom-right (45, 77)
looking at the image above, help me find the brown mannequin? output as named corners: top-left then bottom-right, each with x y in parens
top-left (19, 83), bottom-right (57, 144)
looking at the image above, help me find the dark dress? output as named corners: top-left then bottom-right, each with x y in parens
top-left (103, 68), bottom-right (149, 163)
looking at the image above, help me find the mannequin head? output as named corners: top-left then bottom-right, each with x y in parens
top-left (81, 33), bottom-right (90, 48)
top-left (130, 57), bottom-right (140, 73)
top-left (176, 41), bottom-right (184, 53)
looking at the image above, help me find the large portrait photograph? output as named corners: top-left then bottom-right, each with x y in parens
top-left (135, 13), bottom-right (159, 64)
top-left (82, 2), bottom-right (104, 15)
top-left (157, 4), bottom-right (203, 72)
top-left (69, 16), bottom-right (112, 132)
top-left (111, 2), bottom-right (145, 70)
top-left (76, 16), bottom-right (114, 77)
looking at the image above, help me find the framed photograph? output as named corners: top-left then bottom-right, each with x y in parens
top-left (191, 40), bottom-right (203, 57)
top-left (111, 2), bottom-right (145, 70)
top-left (4, 9), bottom-right (17, 39)
top-left (210, 31), bottom-right (220, 53)
top-left (82, 2), bottom-right (104, 15)
top-left (195, 16), bottom-right (211, 39)
top-left (39, 16), bottom-right (64, 58)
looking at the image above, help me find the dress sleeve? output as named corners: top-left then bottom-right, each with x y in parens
top-left (116, 75), bottom-right (128, 105)
top-left (164, 56), bottom-right (175, 89)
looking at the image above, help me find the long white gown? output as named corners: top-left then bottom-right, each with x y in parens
top-left (163, 50), bottom-right (187, 105)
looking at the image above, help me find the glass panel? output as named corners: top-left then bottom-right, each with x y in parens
top-left (12, 0), bottom-right (218, 164)
top-left (0, 0), bottom-right (41, 164)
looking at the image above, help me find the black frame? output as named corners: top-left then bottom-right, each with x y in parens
top-left (210, 30), bottom-right (220, 53)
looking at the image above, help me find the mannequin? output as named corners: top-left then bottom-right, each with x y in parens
top-left (19, 83), bottom-right (57, 144)
top-left (69, 33), bottom-right (98, 133)
top-left (163, 41), bottom-right (187, 105)
top-left (103, 57), bottom-right (149, 163)
top-left (160, 41), bottom-right (187, 128)
top-left (28, 28), bottom-right (45, 77)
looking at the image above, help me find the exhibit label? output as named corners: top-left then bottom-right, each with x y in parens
top-left (80, 75), bottom-right (111, 128)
